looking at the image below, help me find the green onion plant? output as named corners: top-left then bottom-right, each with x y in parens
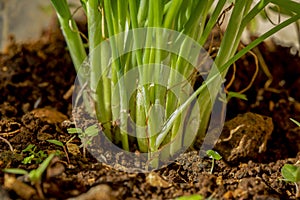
top-left (50, 0), bottom-right (300, 169)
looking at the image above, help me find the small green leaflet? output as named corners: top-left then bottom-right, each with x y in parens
top-left (67, 125), bottom-right (98, 136)
top-left (22, 155), bottom-right (35, 164)
top-left (67, 127), bottom-right (83, 134)
top-left (206, 150), bottom-right (222, 160)
top-left (22, 144), bottom-right (36, 153)
top-left (47, 139), bottom-right (64, 147)
top-left (227, 91), bottom-right (248, 101)
top-left (84, 124), bottom-right (99, 136)
top-left (281, 164), bottom-right (300, 183)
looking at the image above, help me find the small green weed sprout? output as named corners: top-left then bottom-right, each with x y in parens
top-left (3, 153), bottom-right (55, 199)
top-left (22, 144), bottom-right (47, 164)
top-left (67, 124), bottom-right (99, 158)
top-left (281, 162), bottom-right (300, 198)
top-left (206, 150), bottom-right (222, 174)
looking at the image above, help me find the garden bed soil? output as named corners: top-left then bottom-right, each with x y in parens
top-left (0, 23), bottom-right (300, 200)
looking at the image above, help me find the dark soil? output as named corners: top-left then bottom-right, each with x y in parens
top-left (0, 22), bottom-right (300, 200)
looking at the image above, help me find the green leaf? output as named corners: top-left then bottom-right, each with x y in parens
top-left (51, 0), bottom-right (87, 72)
top-left (270, 0), bottom-right (300, 16)
top-left (22, 155), bottom-right (35, 164)
top-left (67, 128), bottom-right (83, 134)
top-left (84, 125), bottom-right (99, 136)
top-left (206, 150), bottom-right (222, 160)
top-left (47, 139), bottom-right (64, 147)
top-left (22, 144), bottom-right (35, 153)
top-left (176, 194), bottom-right (203, 200)
top-left (2, 168), bottom-right (28, 175)
top-left (227, 91), bottom-right (248, 101)
top-left (281, 164), bottom-right (300, 183)
top-left (290, 118), bottom-right (300, 127)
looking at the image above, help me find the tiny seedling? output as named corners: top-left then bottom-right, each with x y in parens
top-left (206, 150), bottom-right (222, 174)
top-left (67, 124), bottom-right (99, 158)
top-left (281, 163), bottom-right (300, 198)
top-left (22, 144), bottom-right (47, 164)
top-left (3, 153), bottom-right (55, 199)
